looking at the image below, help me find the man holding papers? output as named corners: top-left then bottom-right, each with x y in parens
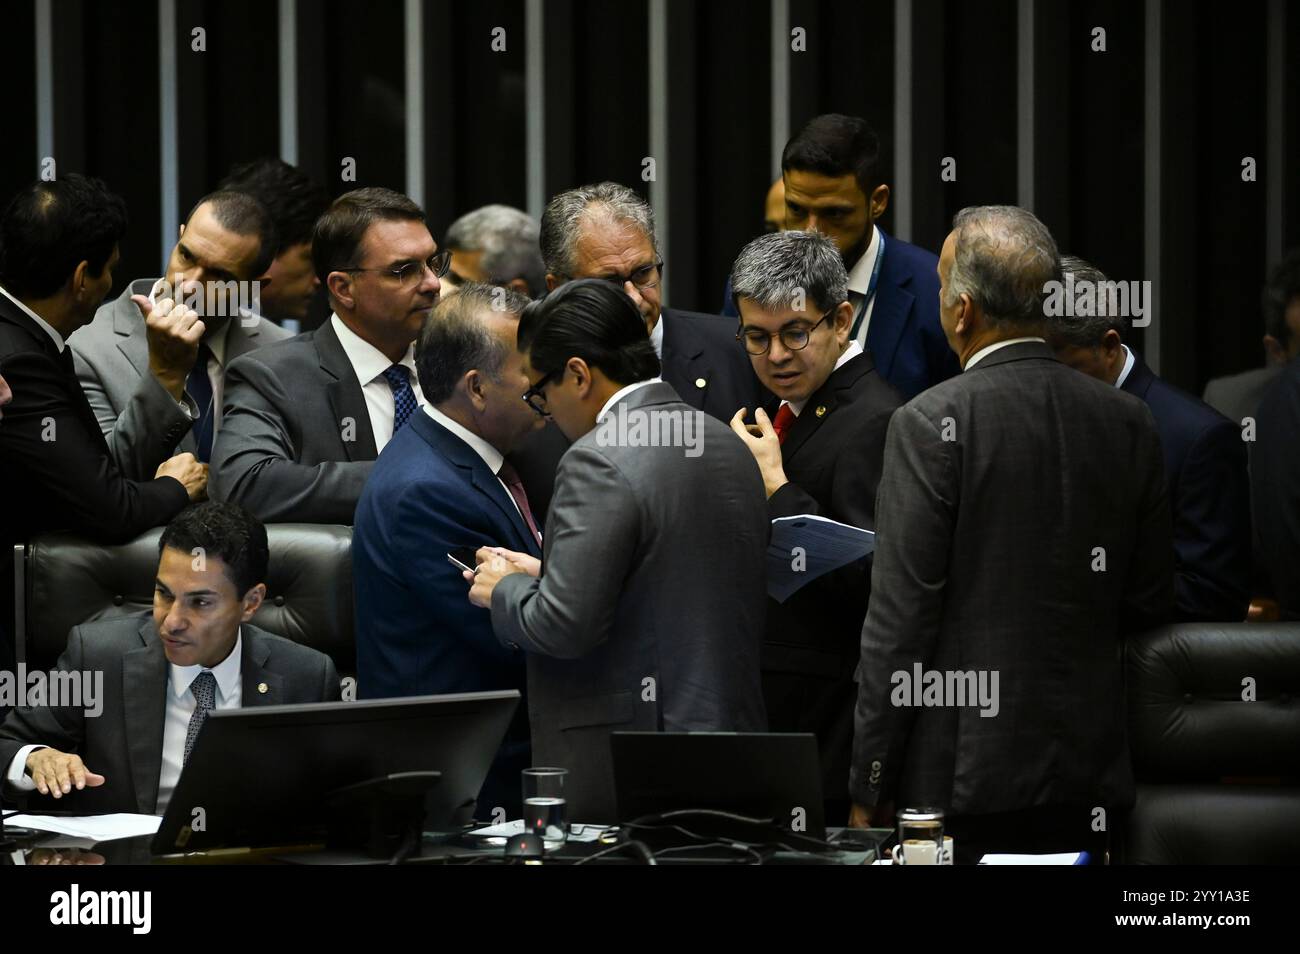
top-left (728, 230), bottom-right (902, 820)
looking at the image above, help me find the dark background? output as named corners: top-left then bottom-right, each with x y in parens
top-left (1, 0), bottom-right (1296, 393)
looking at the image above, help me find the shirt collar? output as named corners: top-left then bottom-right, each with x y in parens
top-left (963, 336), bottom-right (1046, 371)
top-left (0, 283), bottom-right (65, 351)
top-left (169, 628), bottom-right (243, 703)
top-left (649, 315), bottom-right (665, 358)
top-left (1114, 344), bottom-right (1136, 388)
top-left (331, 312), bottom-right (416, 385)
top-left (598, 377), bottom-right (663, 422)
top-left (786, 340), bottom-right (864, 416)
top-left (845, 226), bottom-right (881, 294)
top-left (423, 404), bottom-right (505, 474)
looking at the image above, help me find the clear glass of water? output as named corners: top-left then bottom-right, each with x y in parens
top-left (522, 767), bottom-right (569, 846)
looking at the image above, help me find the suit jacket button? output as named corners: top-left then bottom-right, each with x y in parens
top-left (694, 377), bottom-right (706, 389)
top-left (258, 682), bottom-right (269, 694)
top-left (274, 595), bottom-right (285, 607)
top-left (871, 760), bottom-right (882, 771)
top-left (113, 595), bottom-right (124, 606)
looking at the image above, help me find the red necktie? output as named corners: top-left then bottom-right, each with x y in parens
top-left (772, 403), bottom-right (797, 445)
top-left (497, 460), bottom-right (543, 548)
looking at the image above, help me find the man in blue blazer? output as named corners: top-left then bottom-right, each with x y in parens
top-left (723, 114), bottom-right (960, 401)
top-left (352, 283), bottom-right (545, 817)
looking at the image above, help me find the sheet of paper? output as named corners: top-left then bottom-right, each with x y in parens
top-left (6, 813), bottom-right (161, 843)
top-left (467, 819), bottom-right (612, 843)
top-left (767, 514), bottom-right (876, 603)
top-left (978, 852), bottom-right (1085, 865)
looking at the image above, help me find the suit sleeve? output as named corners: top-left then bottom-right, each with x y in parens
top-left (0, 349), bottom-right (189, 541)
top-left (321, 656), bottom-right (342, 702)
top-left (849, 405), bottom-right (958, 806)
top-left (490, 445), bottom-right (640, 659)
top-left (1170, 417), bottom-right (1250, 622)
top-left (0, 626), bottom-right (91, 788)
top-left (71, 343), bottom-right (195, 481)
top-left (210, 354), bottom-right (373, 523)
top-left (1121, 409), bottom-right (1177, 632)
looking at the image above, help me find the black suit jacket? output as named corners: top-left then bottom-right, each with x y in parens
top-left (762, 351), bottom-right (902, 798)
top-left (851, 341), bottom-right (1173, 817)
top-left (0, 614), bottom-right (341, 814)
top-left (1121, 356), bottom-right (1251, 622)
top-left (660, 309), bottom-right (769, 422)
top-left (1251, 356), bottom-right (1300, 619)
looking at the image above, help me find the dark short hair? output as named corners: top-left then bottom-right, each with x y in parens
top-left (182, 189), bottom-right (279, 278)
top-left (782, 113), bottom-right (884, 199)
top-left (0, 174), bottom-right (128, 299)
top-left (1046, 254), bottom-right (1130, 348)
top-left (1263, 248), bottom-right (1300, 349)
top-left (312, 187), bottom-right (426, 287)
top-left (517, 278), bottom-right (660, 386)
top-left (158, 501), bottom-right (269, 596)
top-left (219, 157), bottom-right (329, 250)
top-left (417, 282), bottom-right (531, 404)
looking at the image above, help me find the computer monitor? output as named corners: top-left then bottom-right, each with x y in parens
top-left (611, 731), bottom-right (827, 840)
top-left (152, 690), bottom-right (519, 854)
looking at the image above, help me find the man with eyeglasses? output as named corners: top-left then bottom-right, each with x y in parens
top-left (211, 188), bottom-right (445, 523)
top-left (726, 230), bottom-right (901, 824)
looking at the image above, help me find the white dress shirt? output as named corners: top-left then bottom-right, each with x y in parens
top-left (649, 316), bottom-right (665, 358)
top-left (963, 336), bottom-right (1047, 371)
top-left (781, 340), bottom-right (864, 418)
top-left (598, 377), bottom-right (663, 421)
top-left (331, 313), bottom-right (428, 452)
top-left (422, 405), bottom-right (528, 527)
top-left (4, 630), bottom-right (244, 816)
top-left (0, 283), bottom-right (65, 351)
top-left (847, 225), bottom-right (882, 349)
top-left (1114, 344), bottom-right (1136, 388)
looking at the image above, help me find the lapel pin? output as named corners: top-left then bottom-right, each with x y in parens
top-left (815, 405), bottom-right (827, 418)
top-left (694, 377), bottom-right (707, 389)
top-left (257, 682), bottom-right (269, 694)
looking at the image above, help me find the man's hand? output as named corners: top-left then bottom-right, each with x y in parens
top-left (729, 407), bottom-right (788, 497)
top-left (156, 452), bottom-right (209, 501)
top-left (480, 546), bottom-right (541, 578)
top-left (25, 748), bottom-right (106, 798)
top-left (134, 293), bottom-right (205, 400)
top-left (465, 548), bottom-right (524, 608)
top-left (847, 803), bottom-right (874, 829)
top-left (0, 372), bottom-right (12, 420)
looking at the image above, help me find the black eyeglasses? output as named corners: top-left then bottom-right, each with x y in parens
top-left (736, 308), bottom-right (835, 356)
top-left (560, 260), bottom-right (664, 292)
top-left (338, 249), bottom-right (453, 288)
top-left (522, 368), bottom-right (562, 417)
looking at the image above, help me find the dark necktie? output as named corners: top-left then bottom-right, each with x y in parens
top-left (772, 403), bottom-right (797, 445)
top-left (382, 365), bottom-right (417, 435)
top-left (186, 342), bottom-right (215, 462)
top-left (183, 670), bottom-right (217, 765)
top-left (497, 460), bottom-right (543, 548)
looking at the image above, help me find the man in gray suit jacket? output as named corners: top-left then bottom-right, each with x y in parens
top-left (848, 208), bottom-right (1173, 862)
top-left (468, 280), bottom-right (769, 823)
top-left (0, 502), bottom-right (340, 815)
top-left (69, 191), bottom-right (287, 477)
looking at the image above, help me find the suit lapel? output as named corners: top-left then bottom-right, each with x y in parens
top-left (659, 314), bottom-right (709, 411)
top-left (781, 353), bottom-right (870, 461)
top-left (122, 619), bottom-right (169, 814)
top-left (112, 282), bottom-right (155, 382)
top-left (239, 628), bottom-right (284, 705)
top-left (864, 236), bottom-right (913, 384)
top-left (315, 321), bottom-right (379, 460)
top-left (224, 317), bottom-right (264, 364)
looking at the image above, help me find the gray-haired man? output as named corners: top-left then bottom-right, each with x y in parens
top-left (442, 204), bottom-right (546, 298)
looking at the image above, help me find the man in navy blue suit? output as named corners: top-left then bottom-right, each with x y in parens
top-left (1048, 256), bottom-right (1250, 622)
top-left (723, 114), bottom-right (960, 400)
top-left (352, 283), bottom-right (545, 817)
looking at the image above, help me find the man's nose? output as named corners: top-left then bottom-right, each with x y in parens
top-left (768, 337), bottom-right (794, 364)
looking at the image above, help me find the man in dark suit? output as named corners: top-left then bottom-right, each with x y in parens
top-left (726, 230), bottom-right (901, 820)
top-left (849, 207), bottom-right (1173, 863)
top-left (353, 284), bottom-right (543, 816)
top-left (0, 502), bottom-right (340, 814)
top-left (211, 188), bottom-right (444, 523)
top-left (69, 190), bottom-right (287, 477)
top-left (1048, 256), bottom-right (1251, 623)
top-left (1252, 355), bottom-right (1300, 619)
top-left (0, 176), bottom-right (206, 684)
top-left (723, 114), bottom-right (959, 401)
top-left (467, 280), bottom-right (769, 823)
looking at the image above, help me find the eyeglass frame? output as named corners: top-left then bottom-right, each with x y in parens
top-left (735, 307), bottom-right (836, 356)
top-left (335, 249), bottom-right (454, 286)
top-left (556, 259), bottom-right (665, 292)
top-left (522, 367), bottom-right (564, 417)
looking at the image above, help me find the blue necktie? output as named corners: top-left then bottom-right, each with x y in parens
top-left (186, 343), bottom-right (215, 462)
top-left (382, 364), bottom-right (417, 434)
top-left (183, 670), bottom-right (217, 765)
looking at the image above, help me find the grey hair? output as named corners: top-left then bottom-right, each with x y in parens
top-left (729, 230), bottom-right (848, 316)
top-left (1045, 254), bottom-right (1131, 348)
top-left (415, 282), bottom-right (530, 404)
top-left (944, 205), bottom-right (1061, 326)
top-left (444, 204), bottom-right (546, 298)
top-left (540, 182), bottom-right (660, 278)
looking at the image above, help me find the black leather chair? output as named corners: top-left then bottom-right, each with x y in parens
top-left (1122, 622), bottom-right (1300, 863)
top-left (14, 525), bottom-right (356, 679)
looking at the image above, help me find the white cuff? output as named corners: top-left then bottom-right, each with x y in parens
top-left (5, 745), bottom-right (46, 792)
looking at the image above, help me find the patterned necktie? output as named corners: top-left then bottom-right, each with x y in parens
top-left (382, 364), bottom-right (417, 434)
top-left (497, 460), bottom-right (543, 548)
top-left (772, 403), bottom-right (797, 445)
top-left (183, 670), bottom-right (217, 765)
top-left (186, 342), bottom-right (215, 462)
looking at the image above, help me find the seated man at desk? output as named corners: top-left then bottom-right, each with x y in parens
top-left (0, 501), bottom-right (340, 815)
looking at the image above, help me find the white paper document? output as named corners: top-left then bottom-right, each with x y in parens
top-left (979, 852), bottom-right (1086, 865)
top-left (467, 819), bottom-right (611, 843)
top-left (766, 514), bottom-right (876, 603)
top-left (6, 813), bottom-right (162, 843)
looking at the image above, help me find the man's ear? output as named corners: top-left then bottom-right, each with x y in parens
top-left (545, 273), bottom-right (559, 293)
top-left (1263, 334), bottom-right (1286, 366)
top-left (507, 277), bottom-right (531, 296)
top-left (70, 260), bottom-right (92, 297)
top-left (1102, 328), bottom-right (1124, 355)
top-left (567, 356), bottom-right (590, 396)
top-left (955, 293), bottom-right (974, 336)
top-left (868, 184), bottom-right (890, 220)
top-left (833, 299), bottom-right (854, 344)
top-left (240, 583), bottom-right (267, 622)
top-left (464, 368), bottom-right (487, 409)
top-left (325, 271), bottom-right (354, 309)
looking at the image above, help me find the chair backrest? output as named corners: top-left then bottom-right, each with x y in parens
top-left (1123, 622), bottom-right (1300, 863)
top-left (20, 525), bottom-right (356, 678)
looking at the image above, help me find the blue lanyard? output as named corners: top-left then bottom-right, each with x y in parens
top-left (849, 229), bottom-right (886, 341)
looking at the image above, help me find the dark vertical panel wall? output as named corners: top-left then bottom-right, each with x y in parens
top-left (0, 2), bottom-right (37, 194)
top-left (569, 1), bottom-right (649, 190)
